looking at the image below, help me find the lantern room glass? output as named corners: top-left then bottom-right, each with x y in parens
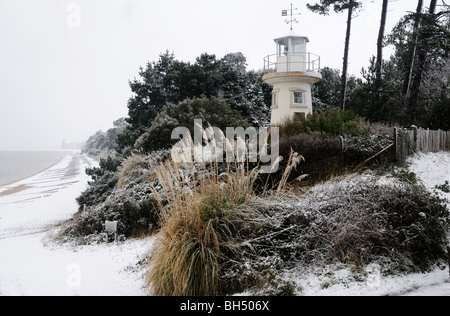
top-left (291, 39), bottom-right (304, 55)
top-left (277, 40), bottom-right (289, 57)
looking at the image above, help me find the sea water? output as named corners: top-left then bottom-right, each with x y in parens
top-left (0, 151), bottom-right (68, 186)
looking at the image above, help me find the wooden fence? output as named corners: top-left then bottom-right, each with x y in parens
top-left (395, 127), bottom-right (450, 162)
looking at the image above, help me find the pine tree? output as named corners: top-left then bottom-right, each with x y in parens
top-left (402, 0), bottom-right (424, 99)
top-left (117, 51), bottom-right (272, 152)
top-left (307, 0), bottom-right (362, 110)
top-left (408, 0), bottom-right (438, 124)
top-left (375, 0), bottom-right (389, 81)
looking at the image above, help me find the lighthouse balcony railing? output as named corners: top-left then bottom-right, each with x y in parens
top-left (263, 52), bottom-right (321, 74)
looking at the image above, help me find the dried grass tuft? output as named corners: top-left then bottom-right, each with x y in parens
top-left (146, 130), bottom-right (304, 296)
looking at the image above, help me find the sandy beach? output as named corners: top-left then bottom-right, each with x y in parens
top-left (0, 152), bottom-right (92, 238)
top-left (0, 185), bottom-right (31, 197)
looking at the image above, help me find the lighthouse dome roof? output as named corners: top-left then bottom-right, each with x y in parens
top-left (274, 30), bottom-right (309, 43)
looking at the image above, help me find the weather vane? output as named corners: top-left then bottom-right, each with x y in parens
top-left (282, 3), bottom-right (301, 31)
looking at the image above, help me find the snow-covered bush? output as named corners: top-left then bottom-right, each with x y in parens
top-left (236, 175), bottom-right (449, 286)
top-left (144, 172), bottom-right (447, 295)
top-left (76, 171), bottom-right (119, 209)
top-left (343, 133), bottom-right (393, 160)
top-left (63, 150), bottom-right (171, 244)
top-left (59, 196), bottom-right (160, 244)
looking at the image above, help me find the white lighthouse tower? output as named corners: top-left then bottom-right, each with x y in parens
top-left (263, 8), bottom-right (321, 125)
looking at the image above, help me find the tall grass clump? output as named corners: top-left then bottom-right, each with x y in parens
top-left (146, 128), bottom-right (302, 296)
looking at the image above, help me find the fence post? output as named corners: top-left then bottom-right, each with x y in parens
top-left (447, 131), bottom-right (450, 150)
top-left (412, 125), bottom-right (418, 153)
top-left (394, 127), bottom-right (398, 162)
top-left (448, 246), bottom-right (450, 277)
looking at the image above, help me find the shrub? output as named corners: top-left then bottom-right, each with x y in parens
top-left (76, 155), bottom-right (124, 209)
top-left (60, 197), bottom-right (161, 243)
top-left (245, 176), bottom-right (450, 274)
top-left (115, 198), bottom-right (161, 237)
top-left (85, 155), bottom-right (123, 181)
top-left (67, 150), bottom-right (172, 243)
top-left (276, 134), bottom-right (343, 186)
top-left (435, 181), bottom-right (450, 193)
top-left (76, 171), bottom-right (119, 208)
top-left (277, 109), bottom-right (359, 138)
top-left (273, 109), bottom-right (395, 185)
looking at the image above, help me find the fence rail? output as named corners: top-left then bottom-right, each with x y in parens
top-left (395, 127), bottom-right (450, 162)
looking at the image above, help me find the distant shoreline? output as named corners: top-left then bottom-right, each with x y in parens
top-left (0, 151), bottom-right (72, 188)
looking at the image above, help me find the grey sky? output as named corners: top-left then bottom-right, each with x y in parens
top-left (0, 0), bottom-right (418, 150)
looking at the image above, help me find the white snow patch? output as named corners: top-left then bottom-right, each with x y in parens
top-left (408, 151), bottom-right (450, 204)
top-left (0, 233), bottom-right (153, 296)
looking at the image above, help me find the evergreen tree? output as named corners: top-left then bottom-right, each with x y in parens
top-left (352, 56), bottom-right (403, 124)
top-left (135, 97), bottom-right (250, 153)
top-left (408, 0), bottom-right (439, 124)
top-left (387, 1), bottom-right (450, 126)
top-left (401, 0), bottom-right (424, 99)
top-left (376, 0), bottom-right (389, 81)
top-left (117, 51), bottom-right (271, 152)
top-left (307, 0), bottom-right (362, 110)
top-left (312, 67), bottom-right (360, 113)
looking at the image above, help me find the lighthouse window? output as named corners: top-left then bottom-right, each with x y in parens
top-left (273, 92), bottom-right (278, 106)
top-left (278, 40), bottom-right (289, 56)
top-left (292, 39), bottom-right (304, 54)
top-left (293, 91), bottom-right (304, 104)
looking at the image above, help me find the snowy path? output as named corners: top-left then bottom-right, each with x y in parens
top-left (0, 152), bottom-right (152, 296)
top-left (0, 233), bottom-right (151, 296)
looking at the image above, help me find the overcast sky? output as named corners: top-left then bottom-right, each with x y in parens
top-left (0, 0), bottom-right (419, 151)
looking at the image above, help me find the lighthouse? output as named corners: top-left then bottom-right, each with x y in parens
top-left (263, 21), bottom-right (321, 125)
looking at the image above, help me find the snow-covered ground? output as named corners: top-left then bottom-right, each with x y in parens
top-left (0, 151), bottom-right (448, 296)
top-left (408, 151), bottom-right (450, 203)
top-left (0, 152), bottom-right (153, 296)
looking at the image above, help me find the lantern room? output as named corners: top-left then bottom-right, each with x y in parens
top-left (263, 30), bottom-right (322, 125)
top-left (274, 32), bottom-right (309, 72)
